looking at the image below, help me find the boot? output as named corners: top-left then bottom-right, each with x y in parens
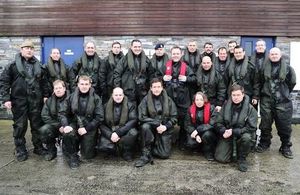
top-left (44, 142), bottom-right (57, 161)
top-left (122, 146), bottom-right (133, 162)
top-left (68, 154), bottom-right (80, 169)
top-left (33, 142), bottom-right (48, 156)
top-left (15, 145), bottom-right (28, 162)
top-left (238, 157), bottom-right (248, 172)
top-left (134, 147), bottom-right (153, 167)
top-left (14, 138), bottom-right (28, 162)
top-left (279, 145), bottom-right (293, 159)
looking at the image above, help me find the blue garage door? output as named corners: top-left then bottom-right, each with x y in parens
top-left (42, 36), bottom-right (84, 67)
top-left (241, 37), bottom-right (275, 57)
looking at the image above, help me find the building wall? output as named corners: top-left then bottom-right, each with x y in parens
top-left (1, 0), bottom-right (300, 37)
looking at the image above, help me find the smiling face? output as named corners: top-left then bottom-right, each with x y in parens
top-left (201, 56), bottom-right (212, 71)
top-left (194, 93), bottom-right (205, 108)
top-left (171, 47), bottom-right (183, 62)
top-left (131, 41), bottom-right (142, 56)
top-left (231, 89), bottom-right (244, 104)
top-left (204, 43), bottom-right (213, 54)
top-left (85, 42), bottom-right (96, 56)
top-left (50, 48), bottom-right (61, 61)
top-left (77, 77), bottom-right (92, 94)
top-left (234, 47), bottom-right (245, 61)
top-left (255, 40), bottom-right (266, 54)
top-left (20, 46), bottom-right (34, 60)
top-left (112, 87), bottom-right (124, 103)
top-left (112, 43), bottom-right (121, 55)
top-left (218, 48), bottom-right (228, 61)
top-left (187, 41), bottom-right (197, 53)
top-left (269, 47), bottom-right (282, 63)
top-left (150, 81), bottom-right (163, 96)
top-left (53, 82), bottom-right (66, 98)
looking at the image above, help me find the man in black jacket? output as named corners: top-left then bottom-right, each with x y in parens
top-left (151, 43), bottom-right (169, 77)
top-left (135, 78), bottom-right (177, 167)
top-left (256, 47), bottom-right (296, 159)
top-left (114, 39), bottom-right (155, 105)
top-left (99, 42), bottom-right (124, 104)
top-left (39, 79), bottom-right (68, 161)
top-left (98, 87), bottom-right (138, 161)
top-left (0, 40), bottom-right (48, 161)
top-left (43, 48), bottom-right (73, 96)
top-left (162, 46), bottom-right (196, 149)
top-left (71, 41), bottom-right (102, 95)
top-left (59, 75), bottom-right (104, 169)
top-left (215, 84), bottom-right (258, 172)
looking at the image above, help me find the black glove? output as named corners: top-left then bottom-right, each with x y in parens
top-left (232, 128), bottom-right (242, 137)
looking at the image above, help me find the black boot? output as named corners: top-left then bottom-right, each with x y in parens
top-left (15, 145), bottom-right (28, 162)
top-left (238, 157), bottom-right (248, 172)
top-left (33, 143), bottom-right (48, 156)
top-left (44, 142), bottom-right (57, 161)
top-left (134, 147), bottom-right (153, 167)
top-left (279, 145), bottom-right (293, 159)
top-left (14, 138), bottom-right (28, 162)
top-left (122, 146), bottom-right (134, 162)
top-left (68, 154), bottom-right (80, 169)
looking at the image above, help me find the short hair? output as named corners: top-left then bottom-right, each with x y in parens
top-left (228, 40), bottom-right (238, 46)
top-left (53, 79), bottom-right (66, 88)
top-left (204, 42), bottom-right (213, 48)
top-left (218, 47), bottom-right (227, 54)
top-left (78, 75), bottom-right (92, 83)
top-left (84, 41), bottom-right (95, 48)
top-left (150, 78), bottom-right (163, 87)
top-left (112, 87), bottom-right (124, 94)
top-left (230, 84), bottom-right (244, 94)
top-left (234, 45), bottom-right (244, 51)
top-left (256, 39), bottom-right (266, 46)
top-left (51, 48), bottom-right (61, 54)
top-left (171, 45), bottom-right (182, 52)
top-left (131, 39), bottom-right (142, 46)
top-left (194, 92), bottom-right (208, 103)
top-left (112, 41), bottom-right (121, 48)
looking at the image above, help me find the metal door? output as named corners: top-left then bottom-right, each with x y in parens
top-left (42, 36), bottom-right (84, 67)
top-left (241, 37), bottom-right (275, 57)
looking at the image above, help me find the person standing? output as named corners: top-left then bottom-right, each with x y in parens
top-left (162, 46), bottom-right (196, 149)
top-left (43, 48), bottom-right (73, 96)
top-left (99, 42), bottom-right (124, 104)
top-left (0, 40), bottom-right (48, 161)
top-left (151, 43), bottom-right (169, 77)
top-left (114, 39), bottom-right (155, 105)
top-left (196, 56), bottom-right (226, 112)
top-left (256, 47), bottom-right (296, 159)
top-left (71, 41), bottom-right (102, 95)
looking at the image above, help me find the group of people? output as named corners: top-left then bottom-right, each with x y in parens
top-left (0, 38), bottom-right (296, 172)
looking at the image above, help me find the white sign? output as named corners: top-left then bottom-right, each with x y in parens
top-left (64, 49), bottom-right (74, 56)
top-left (290, 42), bottom-right (300, 90)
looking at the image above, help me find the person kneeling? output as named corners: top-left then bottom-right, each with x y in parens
top-left (184, 92), bottom-right (217, 161)
top-left (39, 80), bottom-right (68, 161)
top-left (135, 78), bottom-right (178, 167)
top-left (214, 84), bottom-right (257, 172)
top-left (98, 87), bottom-right (138, 161)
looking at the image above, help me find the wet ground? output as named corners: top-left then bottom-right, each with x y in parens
top-left (0, 120), bottom-right (300, 195)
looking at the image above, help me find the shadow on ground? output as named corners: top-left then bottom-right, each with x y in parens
top-left (0, 120), bottom-right (300, 195)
